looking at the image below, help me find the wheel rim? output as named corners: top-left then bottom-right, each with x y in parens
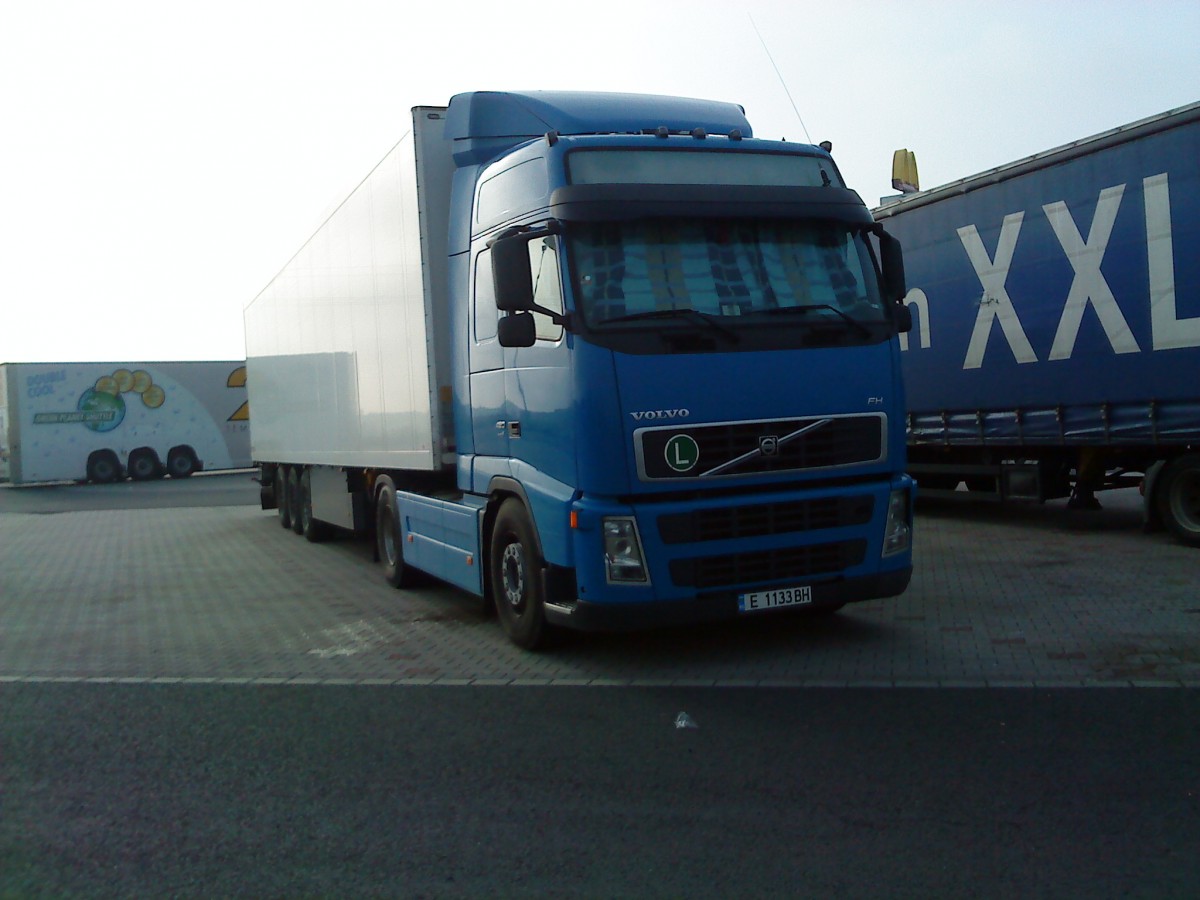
top-left (382, 518), bottom-right (397, 567)
top-left (500, 542), bottom-right (526, 612)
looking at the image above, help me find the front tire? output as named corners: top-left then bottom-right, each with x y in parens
top-left (375, 481), bottom-right (417, 587)
top-left (489, 499), bottom-right (549, 650)
top-left (1156, 453), bottom-right (1200, 547)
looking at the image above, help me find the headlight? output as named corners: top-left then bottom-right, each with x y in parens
top-left (882, 488), bottom-right (912, 557)
top-left (602, 516), bottom-right (649, 584)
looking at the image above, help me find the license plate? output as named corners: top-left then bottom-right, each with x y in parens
top-left (738, 584), bottom-right (813, 613)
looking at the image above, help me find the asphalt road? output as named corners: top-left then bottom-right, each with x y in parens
top-left (2, 473), bottom-right (1198, 896)
top-left (3, 685), bottom-right (1198, 898)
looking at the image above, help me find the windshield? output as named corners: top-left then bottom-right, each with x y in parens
top-left (569, 219), bottom-right (885, 330)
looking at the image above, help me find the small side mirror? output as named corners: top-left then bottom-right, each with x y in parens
top-left (498, 312), bottom-right (536, 347)
top-left (894, 302), bottom-right (913, 334)
top-left (491, 235), bottom-right (534, 312)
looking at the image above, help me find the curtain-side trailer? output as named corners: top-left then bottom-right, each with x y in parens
top-left (875, 102), bottom-right (1200, 546)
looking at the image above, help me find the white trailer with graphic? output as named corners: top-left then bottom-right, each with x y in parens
top-left (0, 361), bottom-right (251, 485)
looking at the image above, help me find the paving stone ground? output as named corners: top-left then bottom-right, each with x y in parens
top-left (1, 481), bottom-right (1196, 686)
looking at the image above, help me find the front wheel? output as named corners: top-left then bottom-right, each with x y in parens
top-left (375, 481), bottom-right (417, 587)
top-left (489, 499), bottom-right (549, 650)
top-left (1156, 453), bottom-right (1200, 547)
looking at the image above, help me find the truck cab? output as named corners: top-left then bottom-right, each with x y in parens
top-left (446, 92), bottom-right (914, 644)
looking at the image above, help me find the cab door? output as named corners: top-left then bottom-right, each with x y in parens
top-left (469, 247), bottom-right (509, 466)
top-left (503, 235), bottom-right (574, 489)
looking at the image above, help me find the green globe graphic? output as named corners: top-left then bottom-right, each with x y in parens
top-left (77, 388), bottom-right (126, 433)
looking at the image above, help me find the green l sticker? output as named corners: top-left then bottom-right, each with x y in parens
top-left (664, 434), bottom-right (700, 473)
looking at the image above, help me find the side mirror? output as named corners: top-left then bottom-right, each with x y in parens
top-left (894, 302), bottom-right (913, 334)
top-left (498, 312), bottom-right (536, 347)
top-left (876, 229), bottom-right (906, 303)
top-left (491, 234), bottom-right (534, 312)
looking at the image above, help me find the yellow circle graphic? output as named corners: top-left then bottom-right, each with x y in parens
top-left (112, 369), bottom-right (134, 393)
top-left (94, 376), bottom-right (119, 395)
top-left (142, 384), bottom-right (166, 408)
top-left (130, 370), bottom-right (152, 393)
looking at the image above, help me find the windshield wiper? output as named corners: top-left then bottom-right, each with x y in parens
top-left (763, 303), bottom-right (873, 338)
top-left (597, 308), bottom-right (741, 343)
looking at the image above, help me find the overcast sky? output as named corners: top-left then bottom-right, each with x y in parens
top-left (2, 0), bottom-right (1198, 364)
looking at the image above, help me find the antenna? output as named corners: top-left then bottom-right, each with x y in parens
top-left (748, 13), bottom-right (812, 144)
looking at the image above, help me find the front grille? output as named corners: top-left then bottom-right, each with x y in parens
top-left (669, 539), bottom-right (867, 589)
top-left (637, 414), bottom-right (884, 480)
top-left (657, 495), bottom-right (874, 544)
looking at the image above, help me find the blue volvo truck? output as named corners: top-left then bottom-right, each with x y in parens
top-left (874, 101), bottom-right (1200, 546)
top-left (245, 91), bottom-right (915, 647)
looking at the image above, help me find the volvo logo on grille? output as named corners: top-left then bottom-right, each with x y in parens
top-left (758, 435), bottom-right (780, 456)
top-left (631, 408), bottom-right (690, 421)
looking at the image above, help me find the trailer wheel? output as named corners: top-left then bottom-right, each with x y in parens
top-left (375, 481), bottom-right (416, 587)
top-left (166, 446), bottom-right (197, 478)
top-left (86, 450), bottom-right (122, 484)
top-left (289, 468), bottom-right (304, 535)
top-left (276, 467), bottom-right (293, 529)
top-left (299, 469), bottom-right (331, 543)
top-left (1156, 454), bottom-right (1200, 547)
top-left (489, 499), bottom-right (549, 650)
top-left (128, 449), bottom-right (161, 481)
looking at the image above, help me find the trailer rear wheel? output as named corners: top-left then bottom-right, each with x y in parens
top-left (289, 468), bottom-right (304, 535)
top-left (128, 449), bottom-right (161, 481)
top-left (375, 481), bottom-right (417, 587)
top-left (1156, 454), bottom-right (1200, 547)
top-left (489, 499), bottom-right (549, 650)
top-left (86, 450), bottom-right (122, 484)
top-left (276, 467), bottom-right (293, 530)
top-left (166, 446), bottom-right (197, 478)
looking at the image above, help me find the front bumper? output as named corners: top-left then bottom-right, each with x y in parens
top-left (543, 567), bottom-right (911, 632)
